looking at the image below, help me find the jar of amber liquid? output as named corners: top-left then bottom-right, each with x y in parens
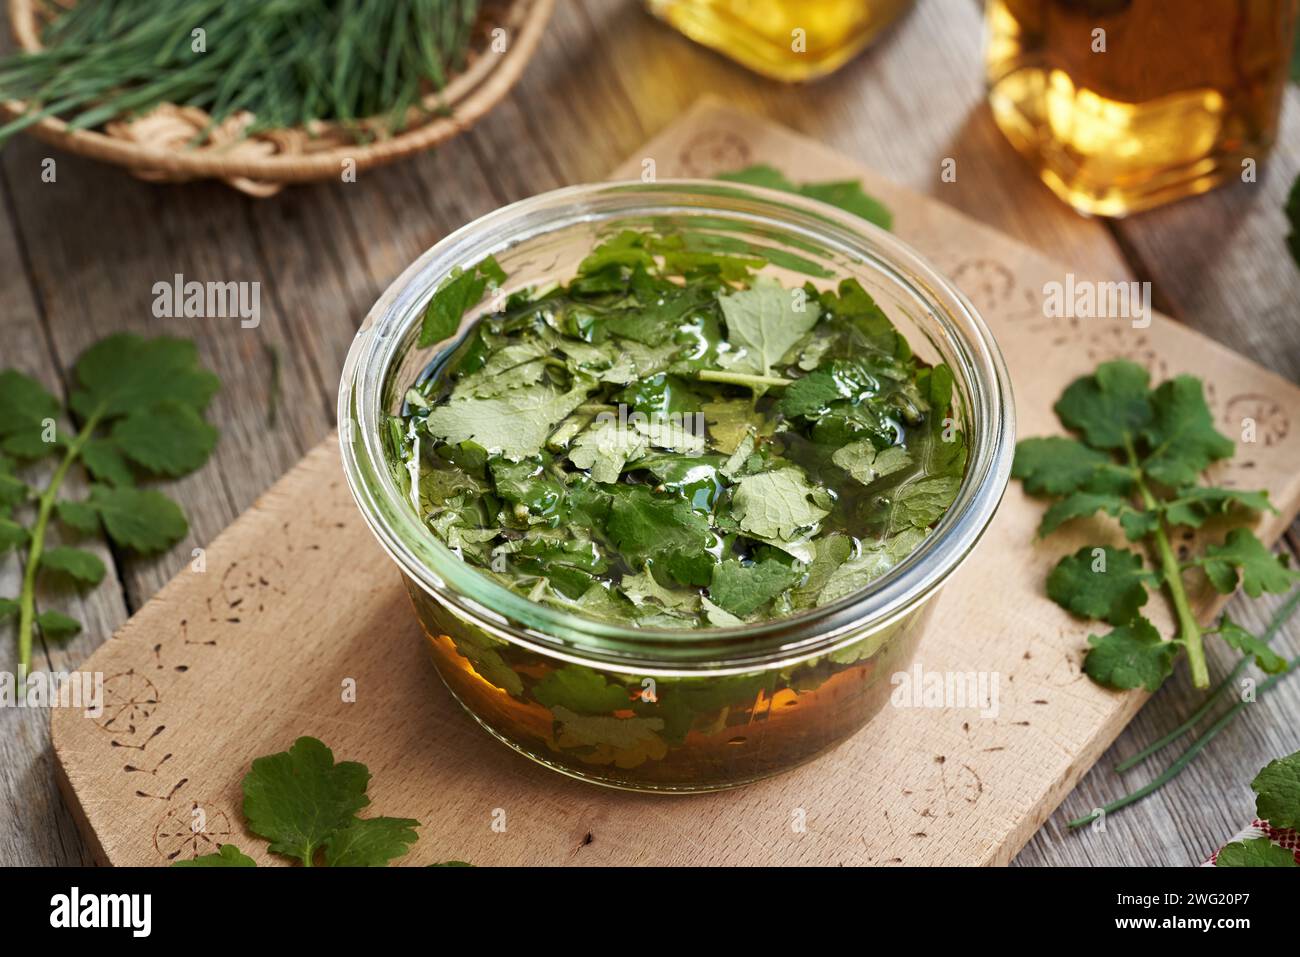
top-left (986, 0), bottom-right (1296, 216)
top-left (647, 0), bottom-right (916, 81)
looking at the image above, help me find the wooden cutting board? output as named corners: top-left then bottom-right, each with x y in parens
top-left (52, 100), bottom-right (1300, 866)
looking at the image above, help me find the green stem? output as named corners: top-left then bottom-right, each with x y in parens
top-left (15, 408), bottom-right (103, 674)
top-left (1068, 650), bottom-right (1300, 828)
top-left (696, 369), bottom-right (793, 389)
top-left (1114, 586), bottom-right (1300, 773)
top-left (1126, 439), bottom-right (1208, 689)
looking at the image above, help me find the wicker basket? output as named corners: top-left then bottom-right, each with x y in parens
top-left (2, 0), bottom-right (554, 196)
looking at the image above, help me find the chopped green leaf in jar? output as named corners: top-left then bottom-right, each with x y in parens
top-left (390, 228), bottom-right (966, 628)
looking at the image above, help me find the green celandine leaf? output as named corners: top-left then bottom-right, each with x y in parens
top-left (397, 228), bottom-right (963, 632)
top-left (88, 485), bottom-right (189, 553)
top-left (173, 844), bottom-right (257, 868)
top-left (1012, 436), bottom-right (1133, 496)
top-left (2, 334), bottom-right (219, 672)
top-left (1053, 360), bottom-right (1153, 450)
top-left (40, 546), bottom-right (106, 586)
top-left (323, 817), bottom-right (422, 868)
top-left (1162, 487), bottom-right (1275, 527)
top-left (176, 738), bottom-right (428, 868)
top-left (604, 485), bottom-right (716, 587)
top-left (1251, 750), bottom-right (1300, 829)
top-left (1197, 528), bottom-right (1298, 597)
top-left (717, 276), bottom-right (820, 382)
top-left (1083, 617), bottom-right (1178, 692)
top-left (831, 441), bottom-right (910, 487)
top-left (55, 499), bottom-right (100, 534)
top-left (533, 665), bottom-right (632, 715)
top-left (0, 598), bottom-right (18, 621)
top-left (731, 467), bottom-right (830, 541)
top-left (817, 528), bottom-right (928, 605)
top-left (109, 402), bottom-right (219, 476)
top-left (1212, 615), bottom-right (1288, 675)
top-left (35, 609), bottom-right (81, 640)
top-left (1140, 376), bottom-right (1235, 486)
top-left (1216, 837), bottom-right (1298, 868)
top-left (1047, 546), bottom-right (1153, 626)
top-left (709, 558), bottom-right (802, 617)
top-left (71, 334), bottom-right (219, 419)
top-left (418, 256), bottom-right (506, 349)
top-left (0, 518), bottom-right (29, 553)
top-left (716, 164), bottom-right (893, 230)
top-left (424, 382), bottom-right (593, 460)
top-left (243, 736), bottom-right (419, 868)
top-left (0, 370), bottom-right (61, 459)
top-left (1016, 360), bottom-right (1285, 692)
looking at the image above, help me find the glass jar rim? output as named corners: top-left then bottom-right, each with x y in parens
top-left (338, 179), bottom-right (1015, 669)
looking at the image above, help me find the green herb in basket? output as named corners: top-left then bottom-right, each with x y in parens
top-left (0, 0), bottom-right (481, 147)
top-left (389, 227), bottom-right (966, 629)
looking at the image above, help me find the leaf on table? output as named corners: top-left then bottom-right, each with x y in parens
top-left (173, 844), bottom-right (257, 868)
top-left (1216, 837), bottom-right (1298, 868)
top-left (0, 517), bottom-right (29, 553)
top-left (1038, 491), bottom-right (1133, 537)
top-left (81, 437), bottom-right (134, 487)
top-left (89, 485), bottom-right (188, 553)
top-left (1083, 617), bottom-right (1177, 692)
top-left (40, 546), bottom-right (106, 586)
top-left (1213, 614), bottom-right (1288, 674)
top-left (1012, 435), bottom-right (1132, 496)
top-left (1140, 376), bottom-right (1234, 486)
top-left (1162, 486), bottom-right (1275, 528)
top-left (55, 499), bottom-right (100, 534)
top-left (716, 164), bottom-right (892, 230)
top-left (35, 609), bottom-right (81, 640)
top-left (1053, 360), bottom-right (1152, 450)
top-left (1251, 750), bottom-right (1300, 830)
top-left (0, 369), bottom-right (61, 460)
top-left (71, 334), bottom-right (219, 419)
top-left (242, 737), bottom-right (373, 867)
top-left (323, 817), bottom-right (421, 867)
top-left (1047, 545), bottom-right (1153, 625)
top-left (1199, 528), bottom-right (1297, 597)
top-left (109, 401), bottom-right (219, 476)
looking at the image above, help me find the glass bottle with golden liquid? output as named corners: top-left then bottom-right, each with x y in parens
top-left (986, 0), bottom-right (1296, 216)
top-left (646, 0), bottom-right (916, 81)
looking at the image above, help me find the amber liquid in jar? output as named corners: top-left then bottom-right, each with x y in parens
top-left (647, 0), bottom-right (915, 81)
top-left (985, 0), bottom-right (1296, 216)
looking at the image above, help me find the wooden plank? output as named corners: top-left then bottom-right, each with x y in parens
top-left (50, 105), bottom-right (1300, 867)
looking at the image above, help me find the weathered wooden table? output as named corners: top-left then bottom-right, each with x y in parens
top-left (2, 0), bottom-right (1298, 867)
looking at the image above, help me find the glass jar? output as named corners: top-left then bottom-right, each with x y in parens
top-left (646, 0), bottom-right (917, 82)
top-left (986, 0), bottom-right (1297, 216)
top-left (338, 181), bottom-right (1015, 792)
